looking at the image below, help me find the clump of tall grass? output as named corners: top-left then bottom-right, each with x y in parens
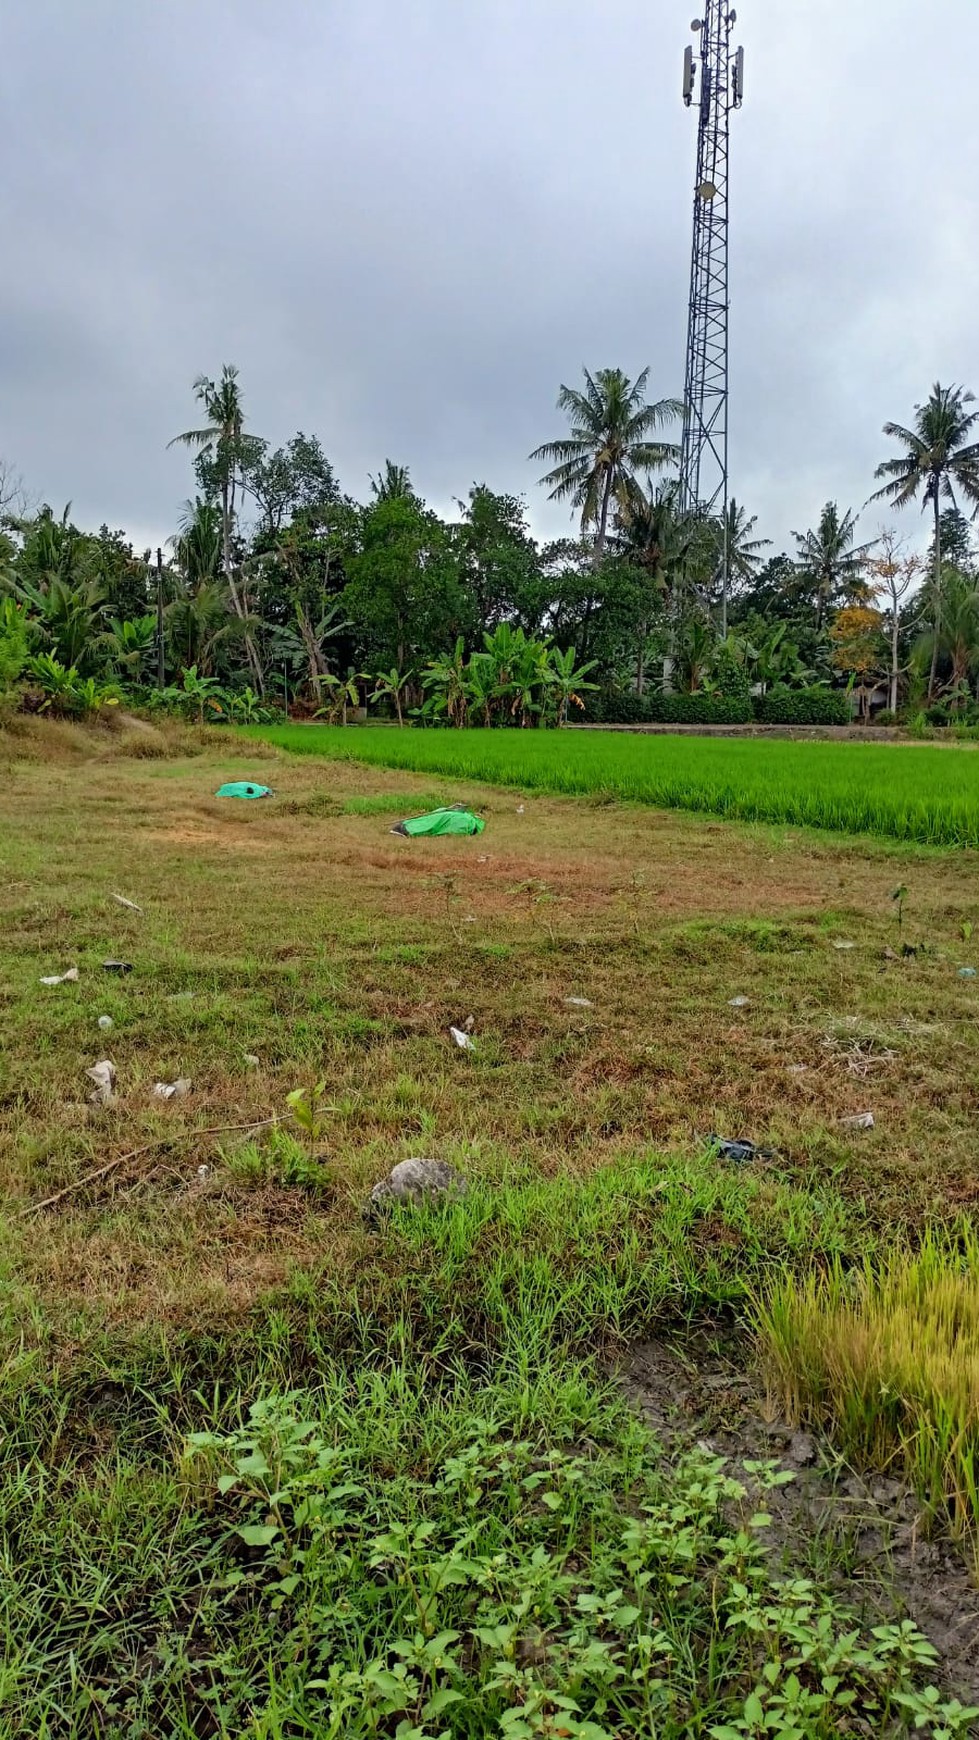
top-left (754, 1226), bottom-right (979, 1553)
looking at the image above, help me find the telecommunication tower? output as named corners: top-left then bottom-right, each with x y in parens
top-left (679, 5), bottom-right (744, 633)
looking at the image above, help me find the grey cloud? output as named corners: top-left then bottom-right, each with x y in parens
top-left (1, 0), bottom-right (976, 556)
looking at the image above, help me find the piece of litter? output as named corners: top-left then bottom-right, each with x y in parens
top-left (449, 1026), bottom-right (475, 1051)
top-left (708, 1133), bottom-right (775, 1164)
top-left (97, 1015), bottom-right (114, 1031)
top-left (111, 893), bottom-right (142, 913)
top-left (728, 995), bottom-right (750, 1008)
top-left (842, 1111), bottom-right (875, 1130)
top-left (196, 1164), bottom-right (211, 1181)
top-left (463, 915), bottom-right (477, 924)
top-left (153, 1078), bottom-right (192, 1100)
top-left (882, 946), bottom-right (898, 961)
top-left (243, 1053), bottom-right (260, 1068)
top-left (102, 959), bottom-right (133, 974)
top-left (832, 940), bottom-right (856, 951)
top-left (564, 996), bottom-right (593, 1008)
top-left (215, 781), bottom-right (274, 799)
top-left (958, 967), bottom-right (976, 979)
top-left (516, 804), bottom-right (525, 814)
top-left (787, 1063), bottom-right (807, 1074)
top-left (39, 967), bottom-right (79, 986)
top-left (86, 1059), bottom-right (117, 1106)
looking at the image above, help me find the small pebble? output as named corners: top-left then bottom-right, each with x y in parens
top-left (728, 995), bottom-right (750, 1008)
top-left (97, 1015), bottom-right (114, 1031)
top-left (958, 967), bottom-right (976, 979)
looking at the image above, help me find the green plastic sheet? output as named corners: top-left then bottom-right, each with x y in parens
top-left (393, 807), bottom-right (485, 837)
top-left (215, 781), bottom-right (274, 799)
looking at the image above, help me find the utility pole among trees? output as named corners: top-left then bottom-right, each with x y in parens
top-left (679, 3), bottom-right (744, 637)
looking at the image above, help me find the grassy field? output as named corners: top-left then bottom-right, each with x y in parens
top-left (250, 722), bottom-right (979, 848)
top-left (2, 716), bottom-right (979, 1736)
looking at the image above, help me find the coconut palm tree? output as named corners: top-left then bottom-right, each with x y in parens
top-left (724, 499), bottom-right (771, 588)
top-left (912, 568), bottom-right (979, 707)
top-left (369, 461), bottom-right (414, 502)
top-left (168, 366), bottom-right (264, 688)
top-left (530, 368), bottom-right (683, 560)
top-left (792, 502), bottom-right (875, 632)
top-left (872, 383), bottom-right (979, 698)
top-left (168, 501), bottom-right (237, 676)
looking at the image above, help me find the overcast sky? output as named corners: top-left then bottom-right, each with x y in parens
top-left (1, 0), bottom-right (976, 559)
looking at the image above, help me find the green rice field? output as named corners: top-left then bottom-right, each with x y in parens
top-left (248, 724), bottom-right (979, 848)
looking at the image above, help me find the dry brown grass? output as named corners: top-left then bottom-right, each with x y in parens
top-left (2, 735), bottom-right (979, 1332)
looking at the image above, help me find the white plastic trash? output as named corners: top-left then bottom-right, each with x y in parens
top-left (153, 1078), bottom-right (192, 1100)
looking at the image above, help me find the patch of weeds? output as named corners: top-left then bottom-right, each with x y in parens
top-left (172, 1369), bottom-right (974, 1739)
top-left (342, 790), bottom-right (448, 816)
top-left (375, 943), bottom-right (434, 965)
top-left (281, 792), bottom-right (342, 817)
top-left (226, 1127), bottom-right (331, 1192)
top-left (675, 918), bottom-right (815, 956)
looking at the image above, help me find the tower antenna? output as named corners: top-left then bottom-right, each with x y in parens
top-left (679, 6), bottom-right (744, 637)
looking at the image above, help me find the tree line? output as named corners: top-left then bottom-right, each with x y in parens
top-left (2, 365), bottom-right (978, 727)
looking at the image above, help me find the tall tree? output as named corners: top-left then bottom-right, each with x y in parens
top-left (912, 569), bottom-right (979, 707)
top-left (867, 528), bottom-right (924, 713)
top-left (530, 367), bottom-right (682, 559)
top-left (723, 499), bottom-right (771, 592)
top-left (242, 433), bottom-right (339, 538)
top-left (872, 383), bottom-right (979, 697)
top-left (792, 502), bottom-right (875, 631)
top-left (343, 495), bottom-right (464, 672)
top-left (455, 484), bottom-right (539, 633)
top-left (929, 506), bottom-right (976, 579)
top-left (369, 461), bottom-right (414, 502)
top-left (168, 365), bottom-right (264, 688)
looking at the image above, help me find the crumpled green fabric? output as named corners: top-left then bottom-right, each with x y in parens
top-left (393, 807), bottom-right (485, 837)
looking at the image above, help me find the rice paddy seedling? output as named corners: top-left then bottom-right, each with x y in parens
top-left (251, 723), bottom-right (979, 848)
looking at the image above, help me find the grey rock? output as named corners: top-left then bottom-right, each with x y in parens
top-left (787, 1431), bottom-right (817, 1467)
top-left (368, 1158), bottom-right (468, 1211)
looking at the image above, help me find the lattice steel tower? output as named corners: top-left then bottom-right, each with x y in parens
top-left (679, 5), bottom-right (744, 633)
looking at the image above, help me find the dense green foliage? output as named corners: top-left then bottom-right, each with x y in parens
top-left (252, 724), bottom-right (979, 846)
top-left (589, 690), bottom-right (753, 725)
top-left (754, 686), bottom-right (851, 726)
top-left (5, 372), bottom-right (979, 730)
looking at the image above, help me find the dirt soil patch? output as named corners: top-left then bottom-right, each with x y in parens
top-left (618, 1337), bottom-right (979, 1706)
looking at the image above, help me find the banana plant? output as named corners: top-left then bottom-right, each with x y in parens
top-left (102, 613), bottom-right (157, 681)
top-left (422, 638), bottom-right (469, 726)
top-left (369, 666), bottom-right (413, 726)
top-left (179, 664), bottom-right (228, 724)
top-left (546, 645), bottom-right (599, 725)
top-left (313, 666), bottom-right (367, 726)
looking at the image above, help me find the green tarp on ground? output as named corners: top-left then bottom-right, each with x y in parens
top-left (392, 806), bottom-right (485, 837)
top-left (215, 781), bottom-right (274, 799)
